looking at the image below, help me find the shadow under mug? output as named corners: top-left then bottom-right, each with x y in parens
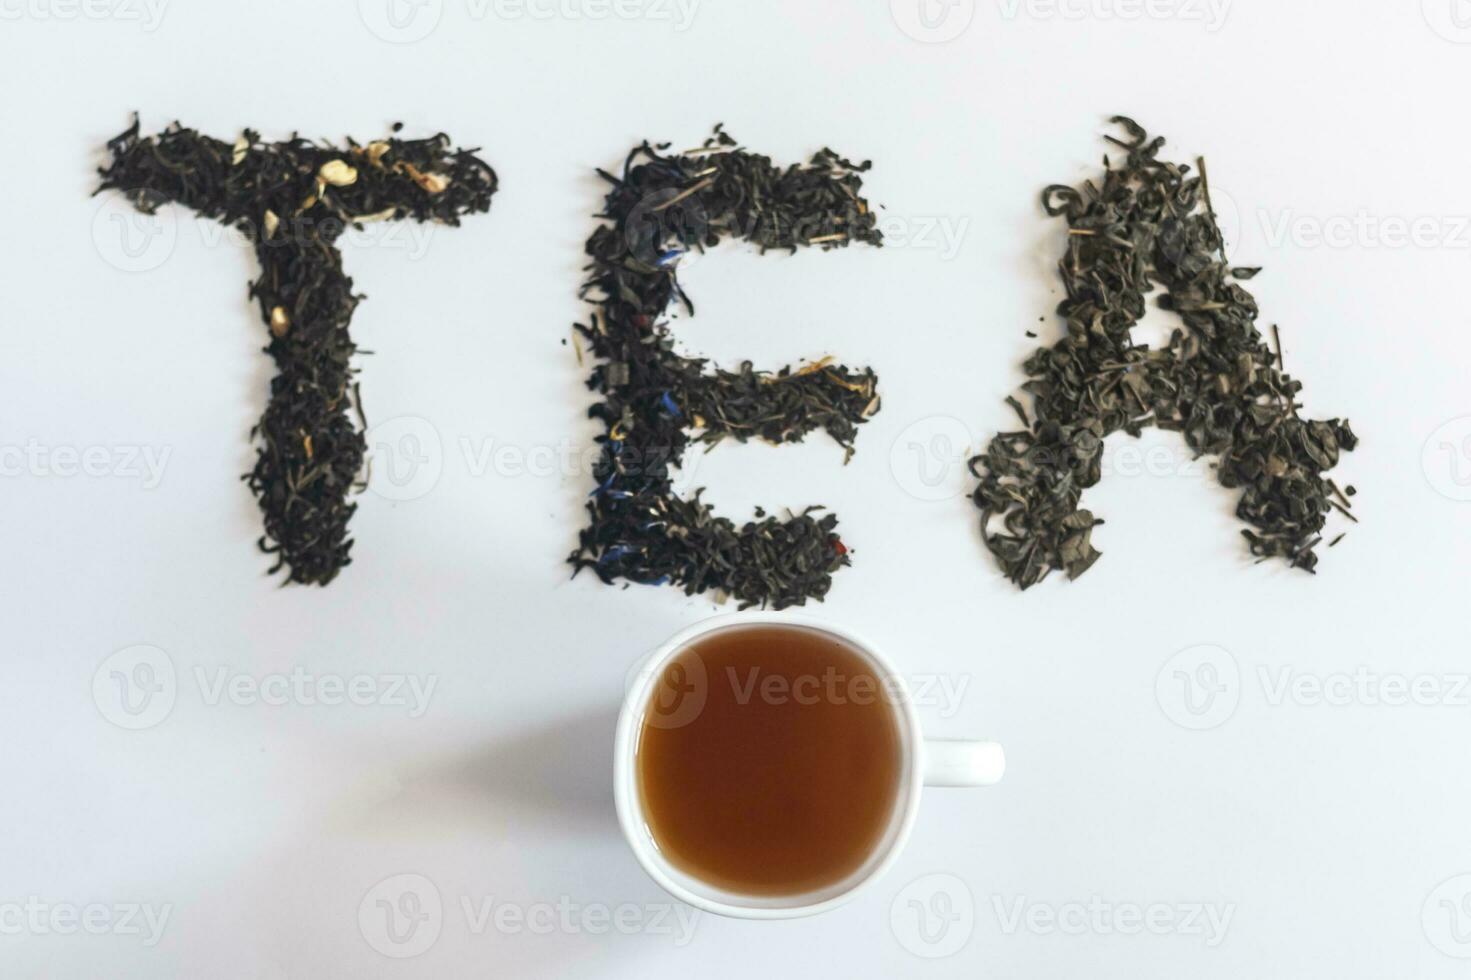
top-left (614, 612), bottom-right (1005, 920)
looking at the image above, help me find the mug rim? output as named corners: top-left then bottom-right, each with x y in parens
top-left (613, 611), bottom-right (925, 920)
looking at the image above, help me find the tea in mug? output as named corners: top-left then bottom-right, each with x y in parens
top-left (635, 625), bottom-right (905, 897)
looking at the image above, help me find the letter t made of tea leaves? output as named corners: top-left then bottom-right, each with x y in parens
top-left (96, 117), bottom-right (498, 585)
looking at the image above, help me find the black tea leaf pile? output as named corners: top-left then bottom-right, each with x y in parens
top-left (96, 116), bottom-right (498, 585)
top-left (570, 127), bottom-right (884, 609)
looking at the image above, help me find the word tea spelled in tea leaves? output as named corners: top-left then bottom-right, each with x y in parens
top-left (970, 116), bottom-right (1357, 589)
top-left (96, 116), bottom-right (498, 585)
top-left (571, 127), bottom-right (883, 609)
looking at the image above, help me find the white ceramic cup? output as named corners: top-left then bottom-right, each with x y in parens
top-left (614, 612), bottom-right (1004, 920)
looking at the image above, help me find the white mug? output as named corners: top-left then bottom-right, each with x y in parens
top-left (614, 612), bottom-right (1005, 920)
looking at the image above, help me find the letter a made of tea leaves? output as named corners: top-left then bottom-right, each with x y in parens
top-left (971, 116), bottom-right (1357, 589)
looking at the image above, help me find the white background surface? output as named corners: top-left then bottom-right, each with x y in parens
top-left (4, 0), bottom-right (1471, 976)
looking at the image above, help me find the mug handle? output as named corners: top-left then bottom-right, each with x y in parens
top-left (922, 739), bottom-right (1005, 787)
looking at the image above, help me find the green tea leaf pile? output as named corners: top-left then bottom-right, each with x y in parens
top-left (971, 116), bottom-right (1358, 589)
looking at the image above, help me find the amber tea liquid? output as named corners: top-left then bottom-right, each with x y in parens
top-left (635, 625), bottom-right (905, 897)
